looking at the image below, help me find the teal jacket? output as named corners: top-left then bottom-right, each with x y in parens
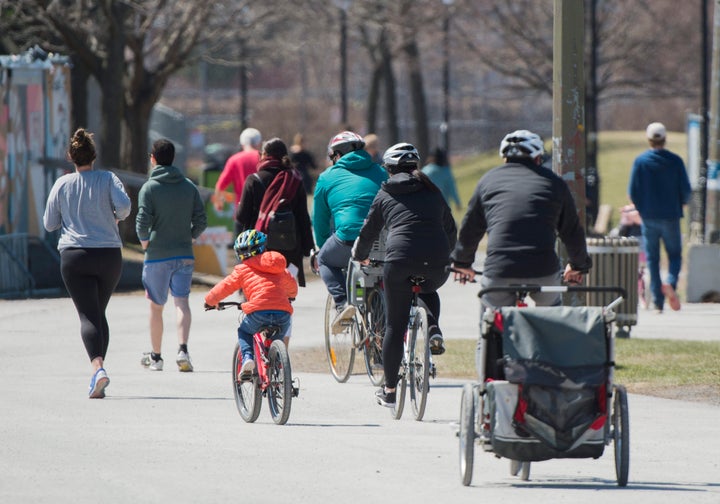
top-left (312, 150), bottom-right (387, 248)
top-left (136, 164), bottom-right (207, 262)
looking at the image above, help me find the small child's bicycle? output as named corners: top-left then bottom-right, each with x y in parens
top-left (207, 301), bottom-right (299, 425)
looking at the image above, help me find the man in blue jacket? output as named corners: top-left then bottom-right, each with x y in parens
top-left (313, 131), bottom-right (387, 333)
top-left (629, 122), bottom-right (691, 312)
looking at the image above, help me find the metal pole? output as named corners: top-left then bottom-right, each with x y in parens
top-left (698, 0), bottom-right (709, 243)
top-left (441, 4), bottom-right (450, 153)
top-left (585, 0), bottom-right (599, 230)
top-left (340, 7), bottom-right (348, 126)
top-left (707, 0), bottom-right (720, 243)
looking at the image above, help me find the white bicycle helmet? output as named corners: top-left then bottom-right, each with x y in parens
top-left (382, 142), bottom-right (420, 173)
top-left (327, 131), bottom-right (365, 158)
top-left (499, 130), bottom-right (544, 159)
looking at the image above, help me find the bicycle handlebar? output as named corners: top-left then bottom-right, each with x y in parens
top-left (205, 299), bottom-right (295, 311)
top-left (476, 285), bottom-right (627, 299)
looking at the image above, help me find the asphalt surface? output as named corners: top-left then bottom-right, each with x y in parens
top-left (1, 275), bottom-right (719, 503)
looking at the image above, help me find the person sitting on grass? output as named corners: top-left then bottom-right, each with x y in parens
top-left (204, 229), bottom-right (297, 378)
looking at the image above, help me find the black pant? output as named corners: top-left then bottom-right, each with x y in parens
top-left (60, 248), bottom-right (123, 362)
top-left (382, 262), bottom-right (449, 389)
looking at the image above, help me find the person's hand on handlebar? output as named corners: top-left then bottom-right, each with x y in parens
top-left (563, 264), bottom-right (585, 285)
top-left (204, 302), bottom-right (216, 311)
top-left (452, 265), bottom-right (476, 285)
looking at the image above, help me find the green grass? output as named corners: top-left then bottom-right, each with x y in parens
top-left (432, 338), bottom-right (720, 384)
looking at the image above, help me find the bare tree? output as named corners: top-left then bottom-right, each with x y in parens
top-left (3, 0), bottom-right (285, 173)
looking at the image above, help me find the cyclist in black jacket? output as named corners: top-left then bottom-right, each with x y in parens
top-left (451, 129), bottom-right (592, 307)
top-left (353, 143), bottom-right (457, 408)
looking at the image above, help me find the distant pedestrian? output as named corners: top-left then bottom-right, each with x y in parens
top-left (43, 128), bottom-right (131, 399)
top-left (628, 122), bottom-right (691, 313)
top-left (214, 127), bottom-right (262, 237)
top-left (364, 133), bottom-right (382, 164)
top-left (290, 133), bottom-right (318, 194)
top-left (136, 139), bottom-right (207, 372)
top-left (421, 147), bottom-right (461, 210)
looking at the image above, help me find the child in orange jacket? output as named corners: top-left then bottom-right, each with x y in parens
top-left (204, 230), bottom-right (297, 377)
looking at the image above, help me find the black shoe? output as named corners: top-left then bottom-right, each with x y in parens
top-left (429, 327), bottom-right (445, 355)
top-left (375, 387), bottom-right (396, 407)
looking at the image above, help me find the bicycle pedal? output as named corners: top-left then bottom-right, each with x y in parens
top-left (292, 378), bottom-right (300, 397)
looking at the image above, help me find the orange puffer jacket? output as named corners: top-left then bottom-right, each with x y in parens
top-left (204, 251), bottom-right (298, 315)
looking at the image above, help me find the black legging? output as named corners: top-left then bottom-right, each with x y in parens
top-left (60, 247), bottom-right (123, 362)
top-left (382, 262), bottom-right (449, 389)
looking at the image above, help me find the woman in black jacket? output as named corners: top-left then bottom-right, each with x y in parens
top-left (235, 137), bottom-right (315, 287)
top-left (352, 143), bottom-right (457, 408)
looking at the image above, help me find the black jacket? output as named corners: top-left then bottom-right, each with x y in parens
top-left (451, 159), bottom-right (592, 278)
top-left (235, 163), bottom-right (315, 286)
top-left (353, 172), bottom-right (457, 267)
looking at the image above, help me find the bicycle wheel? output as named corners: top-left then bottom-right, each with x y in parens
top-left (232, 343), bottom-right (261, 423)
top-left (363, 288), bottom-right (385, 386)
top-left (613, 384), bottom-right (630, 487)
top-left (324, 294), bottom-right (355, 383)
top-left (409, 306), bottom-right (431, 421)
top-left (267, 340), bottom-right (293, 425)
top-left (459, 383), bottom-right (476, 486)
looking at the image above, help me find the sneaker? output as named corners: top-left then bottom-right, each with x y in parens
top-left (176, 350), bottom-right (193, 372)
top-left (141, 352), bottom-right (164, 371)
top-left (331, 303), bottom-right (356, 334)
top-left (428, 326), bottom-right (446, 355)
top-left (662, 283), bottom-right (681, 311)
top-left (240, 358), bottom-right (255, 380)
top-left (375, 387), bottom-right (396, 407)
top-left (88, 368), bottom-right (109, 399)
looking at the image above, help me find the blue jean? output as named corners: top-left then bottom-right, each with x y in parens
top-left (318, 234), bottom-right (353, 305)
top-left (642, 218), bottom-right (682, 310)
top-left (238, 310), bottom-right (291, 361)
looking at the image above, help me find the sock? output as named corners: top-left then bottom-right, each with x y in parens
top-left (151, 352), bottom-right (162, 362)
top-left (179, 344), bottom-right (188, 354)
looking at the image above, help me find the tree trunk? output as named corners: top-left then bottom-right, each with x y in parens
top-left (403, 38), bottom-right (429, 161)
top-left (381, 35), bottom-right (399, 145)
top-left (69, 62), bottom-right (88, 131)
top-left (366, 63), bottom-right (381, 134)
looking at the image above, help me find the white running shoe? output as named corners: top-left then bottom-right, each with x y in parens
top-left (176, 350), bottom-right (193, 372)
top-left (331, 304), bottom-right (356, 334)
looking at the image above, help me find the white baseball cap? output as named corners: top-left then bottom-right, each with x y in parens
top-left (646, 122), bottom-right (666, 140)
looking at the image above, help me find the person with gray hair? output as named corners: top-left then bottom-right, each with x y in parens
top-left (628, 122), bottom-right (691, 313)
top-left (214, 127), bottom-right (262, 237)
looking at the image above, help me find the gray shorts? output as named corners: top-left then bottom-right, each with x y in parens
top-left (142, 258), bottom-right (194, 305)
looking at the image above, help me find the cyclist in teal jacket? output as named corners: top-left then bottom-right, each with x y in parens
top-left (312, 131), bottom-right (387, 333)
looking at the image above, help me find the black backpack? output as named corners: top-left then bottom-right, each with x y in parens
top-left (253, 171), bottom-right (301, 251)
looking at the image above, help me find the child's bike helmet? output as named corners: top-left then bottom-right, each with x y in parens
top-left (234, 229), bottom-right (267, 262)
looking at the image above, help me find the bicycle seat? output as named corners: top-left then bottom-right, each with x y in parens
top-left (260, 326), bottom-right (282, 339)
top-left (409, 275), bottom-right (426, 286)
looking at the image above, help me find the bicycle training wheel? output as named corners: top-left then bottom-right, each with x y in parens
top-left (232, 343), bottom-right (261, 423)
top-left (324, 294), bottom-right (355, 383)
top-left (613, 384), bottom-right (630, 487)
top-left (409, 306), bottom-right (431, 421)
top-left (267, 340), bottom-right (293, 425)
top-left (459, 383), bottom-right (476, 486)
top-left (363, 288), bottom-right (385, 386)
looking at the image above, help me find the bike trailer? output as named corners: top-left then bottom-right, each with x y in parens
top-left (485, 306), bottom-right (610, 462)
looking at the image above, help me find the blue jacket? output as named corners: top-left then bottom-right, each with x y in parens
top-left (312, 150), bottom-right (387, 248)
top-left (628, 148), bottom-right (691, 220)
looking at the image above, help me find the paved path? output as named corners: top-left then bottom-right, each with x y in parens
top-left (0, 276), bottom-right (718, 503)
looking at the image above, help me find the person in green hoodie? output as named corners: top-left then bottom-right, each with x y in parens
top-left (136, 139), bottom-right (207, 372)
top-left (312, 131), bottom-right (387, 333)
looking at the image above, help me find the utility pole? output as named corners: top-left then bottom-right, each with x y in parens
top-left (553, 0), bottom-right (586, 306)
top-left (552, 0), bottom-right (586, 224)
